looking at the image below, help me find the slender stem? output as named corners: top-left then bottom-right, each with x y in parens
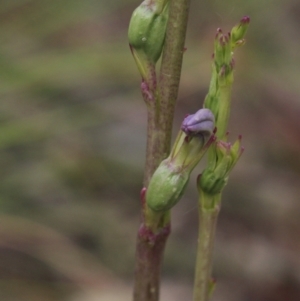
top-left (133, 190), bottom-right (171, 301)
top-left (215, 83), bottom-right (232, 140)
top-left (133, 220), bottom-right (171, 301)
top-left (158, 0), bottom-right (191, 157)
top-left (133, 0), bottom-right (191, 300)
top-left (193, 193), bottom-right (220, 301)
top-left (144, 97), bottom-right (164, 186)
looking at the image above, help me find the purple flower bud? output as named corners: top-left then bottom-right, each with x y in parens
top-left (181, 108), bottom-right (215, 138)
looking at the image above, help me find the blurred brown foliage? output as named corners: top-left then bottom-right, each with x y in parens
top-left (0, 0), bottom-right (300, 300)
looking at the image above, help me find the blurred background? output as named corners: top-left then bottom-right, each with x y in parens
top-left (0, 0), bottom-right (300, 300)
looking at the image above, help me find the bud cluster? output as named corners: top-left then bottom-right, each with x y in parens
top-left (198, 135), bottom-right (244, 196)
top-left (204, 16), bottom-right (250, 140)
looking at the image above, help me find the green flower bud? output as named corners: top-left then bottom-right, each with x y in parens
top-left (146, 109), bottom-right (215, 212)
top-left (230, 16), bottom-right (250, 47)
top-left (198, 137), bottom-right (244, 195)
top-left (198, 172), bottom-right (228, 196)
top-left (214, 30), bottom-right (232, 71)
top-left (146, 159), bottom-right (190, 211)
top-left (128, 0), bottom-right (169, 79)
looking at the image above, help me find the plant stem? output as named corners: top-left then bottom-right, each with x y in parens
top-left (158, 0), bottom-right (191, 161)
top-left (193, 193), bottom-right (221, 301)
top-left (133, 219), bottom-right (171, 301)
top-left (133, 0), bottom-right (191, 300)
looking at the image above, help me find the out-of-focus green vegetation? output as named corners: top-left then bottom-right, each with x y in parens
top-left (1, 0), bottom-right (300, 300)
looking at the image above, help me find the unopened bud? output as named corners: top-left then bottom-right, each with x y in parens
top-left (146, 159), bottom-right (190, 211)
top-left (198, 172), bottom-right (227, 196)
top-left (230, 16), bottom-right (250, 46)
top-left (198, 137), bottom-right (244, 195)
top-left (181, 108), bottom-right (215, 139)
top-left (214, 32), bottom-right (231, 70)
top-left (128, 0), bottom-right (169, 79)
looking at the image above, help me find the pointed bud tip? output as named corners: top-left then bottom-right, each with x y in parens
top-left (215, 28), bottom-right (223, 39)
top-left (230, 16), bottom-right (250, 45)
top-left (241, 16), bottom-right (250, 24)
